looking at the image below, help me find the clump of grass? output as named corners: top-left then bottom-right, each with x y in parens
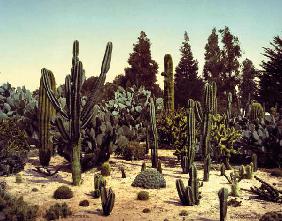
top-left (179, 210), bottom-right (188, 216)
top-left (45, 203), bottom-right (72, 220)
top-left (15, 174), bottom-right (23, 183)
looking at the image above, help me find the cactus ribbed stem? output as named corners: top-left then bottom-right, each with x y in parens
top-left (202, 81), bottom-right (217, 181)
top-left (150, 97), bottom-right (158, 168)
top-left (227, 92), bottom-right (232, 122)
top-left (41, 40), bottom-right (113, 185)
top-left (39, 71), bottom-right (56, 166)
top-left (218, 187), bottom-right (228, 221)
top-left (162, 54), bottom-right (174, 113)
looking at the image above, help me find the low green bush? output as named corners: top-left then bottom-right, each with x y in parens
top-left (45, 203), bottom-right (72, 220)
top-left (53, 186), bottom-right (73, 199)
top-left (137, 191), bottom-right (149, 200)
top-left (0, 187), bottom-right (39, 221)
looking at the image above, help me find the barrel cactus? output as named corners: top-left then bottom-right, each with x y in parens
top-left (132, 168), bottom-right (166, 189)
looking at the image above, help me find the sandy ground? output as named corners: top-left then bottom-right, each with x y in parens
top-left (1, 149), bottom-right (282, 221)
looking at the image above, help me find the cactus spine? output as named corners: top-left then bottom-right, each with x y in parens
top-left (227, 92), bottom-right (232, 122)
top-left (161, 54), bottom-right (174, 113)
top-left (101, 187), bottom-right (115, 216)
top-left (202, 82), bottom-right (217, 181)
top-left (39, 71), bottom-right (56, 166)
top-left (42, 40), bottom-right (112, 185)
top-left (149, 97), bottom-right (158, 168)
top-left (218, 187), bottom-right (228, 221)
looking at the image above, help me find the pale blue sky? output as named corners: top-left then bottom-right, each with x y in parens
top-left (0, 0), bottom-right (281, 90)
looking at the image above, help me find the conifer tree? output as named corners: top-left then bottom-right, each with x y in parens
top-left (175, 31), bottom-right (203, 107)
top-left (124, 31), bottom-right (159, 94)
top-left (203, 28), bottom-right (222, 87)
top-left (259, 35), bottom-right (282, 109)
top-left (239, 58), bottom-right (259, 109)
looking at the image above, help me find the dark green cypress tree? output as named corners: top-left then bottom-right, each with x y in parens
top-left (259, 35), bottom-right (282, 109)
top-left (124, 31), bottom-right (159, 95)
top-left (175, 31), bottom-right (203, 108)
top-left (239, 58), bottom-right (259, 109)
top-left (203, 28), bottom-right (222, 87)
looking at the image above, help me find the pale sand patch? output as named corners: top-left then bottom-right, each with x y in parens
top-left (1, 149), bottom-right (281, 221)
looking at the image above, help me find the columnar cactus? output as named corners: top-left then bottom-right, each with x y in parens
top-left (252, 153), bottom-right (258, 172)
top-left (161, 54), bottom-right (174, 113)
top-left (227, 92), bottom-right (232, 122)
top-left (218, 187), bottom-right (228, 221)
top-left (93, 174), bottom-right (106, 198)
top-left (149, 97), bottom-right (158, 168)
top-left (250, 102), bottom-right (264, 122)
top-left (41, 40), bottom-right (112, 185)
top-left (202, 82), bottom-right (217, 181)
top-left (181, 99), bottom-right (196, 174)
top-left (39, 71), bottom-right (56, 166)
top-left (176, 164), bottom-right (201, 206)
top-left (220, 163), bottom-right (226, 176)
top-left (101, 187), bottom-right (115, 216)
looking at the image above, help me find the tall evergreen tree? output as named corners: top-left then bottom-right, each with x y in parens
top-left (219, 26), bottom-right (242, 99)
top-left (175, 31), bottom-right (204, 107)
top-left (124, 31), bottom-right (159, 94)
top-left (239, 58), bottom-right (259, 109)
top-left (259, 35), bottom-right (282, 109)
top-left (203, 28), bottom-right (222, 87)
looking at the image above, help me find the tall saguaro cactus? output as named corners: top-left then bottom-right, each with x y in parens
top-left (149, 97), bottom-right (158, 168)
top-left (161, 54), bottom-right (174, 113)
top-left (39, 71), bottom-right (56, 166)
top-left (41, 40), bottom-right (113, 185)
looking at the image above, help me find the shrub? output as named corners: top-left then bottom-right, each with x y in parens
top-left (31, 188), bottom-right (38, 192)
top-left (45, 203), bottom-right (72, 220)
top-left (132, 168), bottom-right (166, 189)
top-left (259, 211), bottom-right (282, 221)
top-left (100, 162), bottom-right (111, 176)
top-left (0, 118), bottom-right (29, 176)
top-left (0, 180), bottom-right (7, 191)
top-left (115, 141), bottom-right (146, 161)
top-left (142, 208), bottom-right (151, 213)
top-left (0, 188), bottom-right (39, 221)
top-left (15, 174), bottom-right (23, 183)
top-left (53, 186), bottom-right (73, 199)
top-left (79, 200), bottom-right (89, 207)
top-left (137, 191), bottom-right (149, 200)
top-left (179, 210), bottom-right (188, 216)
